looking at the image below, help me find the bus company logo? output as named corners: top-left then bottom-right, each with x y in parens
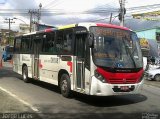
top-left (123, 78), bottom-right (127, 83)
top-left (22, 55), bottom-right (30, 61)
top-left (44, 57), bottom-right (58, 63)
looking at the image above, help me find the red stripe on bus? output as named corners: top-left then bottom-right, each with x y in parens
top-left (97, 67), bottom-right (144, 84)
top-left (67, 61), bottom-right (72, 73)
top-left (96, 23), bottom-right (129, 31)
top-left (39, 60), bottom-right (43, 69)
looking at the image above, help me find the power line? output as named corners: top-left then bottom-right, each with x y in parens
top-left (47, 0), bottom-right (65, 9)
top-left (0, 3), bottom-right (160, 14)
top-left (1, 3), bottom-right (160, 28)
top-left (0, 3), bottom-right (159, 12)
top-left (43, 0), bottom-right (57, 8)
top-left (43, 0), bottom-right (65, 9)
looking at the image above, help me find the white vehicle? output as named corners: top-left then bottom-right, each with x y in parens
top-left (143, 57), bottom-right (147, 70)
top-left (145, 68), bottom-right (160, 81)
top-left (148, 64), bottom-right (159, 70)
top-left (13, 23), bottom-right (144, 98)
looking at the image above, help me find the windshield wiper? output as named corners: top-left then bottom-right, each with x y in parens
top-left (122, 38), bottom-right (137, 68)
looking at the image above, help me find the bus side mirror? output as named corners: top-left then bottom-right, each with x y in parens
top-left (88, 33), bottom-right (94, 47)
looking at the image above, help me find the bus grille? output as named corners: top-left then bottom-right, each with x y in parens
top-left (108, 78), bottom-right (137, 84)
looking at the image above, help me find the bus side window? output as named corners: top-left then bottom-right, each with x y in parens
top-left (56, 30), bottom-right (63, 54)
top-left (14, 38), bottom-right (21, 53)
top-left (21, 36), bottom-right (31, 53)
top-left (62, 30), bottom-right (73, 54)
top-left (55, 29), bottom-right (73, 55)
top-left (42, 32), bottom-right (56, 54)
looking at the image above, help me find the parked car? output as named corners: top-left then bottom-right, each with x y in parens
top-left (147, 56), bottom-right (156, 64)
top-left (145, 67), bottom-right (160, 81)
top-left (2, 45), bottom-right (13, 62)
top-left (147, 56), bottom-right (160, 65)
top-left (155, 57), bottom-right (160, 65)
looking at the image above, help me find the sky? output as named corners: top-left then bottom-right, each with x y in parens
top-left (0, 0), bottom-right (160, 31)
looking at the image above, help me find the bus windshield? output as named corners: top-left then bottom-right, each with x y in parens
top-left (90, 27), bottom-right (143, 69)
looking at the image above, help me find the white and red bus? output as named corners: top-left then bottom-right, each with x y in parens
top-left (13, 23), bottom-right (144, 97)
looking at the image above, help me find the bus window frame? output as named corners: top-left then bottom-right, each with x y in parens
top-left (55, 28), bottom-right (74, 55)
top-left (14, 36), bottom-right (22, 54)
top-left (73, 26), bottom-right (90, 70)
top-left (41, 32), bottom-right (56, 55)
top-left (32, 34), bottom-right (43, 54)
top-left (21, 35), bottom-right (32, 54)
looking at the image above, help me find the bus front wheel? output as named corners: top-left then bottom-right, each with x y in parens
top-left (60, 74), bottom-right (71, 98)
top-left (22, 66), bottom-right (29, 83)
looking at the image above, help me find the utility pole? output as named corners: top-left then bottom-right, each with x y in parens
top-left (37, 3), bottom-right (42, 31)
top-left (28, 3), bottom-right (42, 32)
top-left (119, 0), bottom-right (126, 26)
top-left (28, 10), bottom-right (38, 32)
top-left (109, 13), bottom-right (113, 24)
top-left (28, 10), bottom-right (33, 32)
top-left (4, 18), bottom-right (15, 44)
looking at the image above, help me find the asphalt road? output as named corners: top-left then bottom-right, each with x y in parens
top-left (0, 47), bottom-right (160, 119)
top-left (144, 78), bottom-right (160, 88)
top-left (0, 62), bottom-right (160, 119)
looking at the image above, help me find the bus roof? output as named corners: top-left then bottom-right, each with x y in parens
top-left (15, 28), bottom-right (58, 37)
top-left (16, 22), bottom-right (131, 37)
top-left (57, 22), bottom-right (131, 31)
top-left (96, 23), bottom-right (130, 31)
top-left (58, 24), bottom-right (76, 30)
top-left (77, 22), bottom-right (130, 31)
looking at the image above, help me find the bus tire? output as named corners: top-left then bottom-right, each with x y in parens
top-left (22, 66), bottom-right (29, 83)
top-left (60, 74), bottom-right (71, 98)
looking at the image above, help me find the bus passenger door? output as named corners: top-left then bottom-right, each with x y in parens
top-left (75, 34), bottom-right (86, 90)
top-left (33, 38), bottom-right (41, 79)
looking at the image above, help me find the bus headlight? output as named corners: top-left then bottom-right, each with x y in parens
top-left (94, 70), bottom-right (106, 83)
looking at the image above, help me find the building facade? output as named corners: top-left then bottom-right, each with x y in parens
top-left (0, 29), bottom-right (18, 45)
top-left (136, 27), bottom-right (160, 57)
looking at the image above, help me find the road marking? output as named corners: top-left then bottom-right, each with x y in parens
top-left (0, 86), bottom-right (39, 112)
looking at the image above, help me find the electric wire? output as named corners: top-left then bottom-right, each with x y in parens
top-left (0, 3), bottom-right (160, 27)
top-left (0, 3), bottom-right (159, 16)
top-left (43, 0), bottom-right (58, 8)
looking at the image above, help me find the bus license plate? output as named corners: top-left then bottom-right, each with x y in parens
top-left (120, 86), bottom-right (129, 91)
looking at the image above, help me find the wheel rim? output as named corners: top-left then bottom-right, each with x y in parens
top-left (23, 68), bottom-right (27, 80)
top-left (61, 79), bottom-right (68, 93)
top-left (155, 75), bottom-right (160, 81)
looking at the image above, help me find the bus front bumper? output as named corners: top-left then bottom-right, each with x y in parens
top-left (90, 76), bottom-right (144, 96)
